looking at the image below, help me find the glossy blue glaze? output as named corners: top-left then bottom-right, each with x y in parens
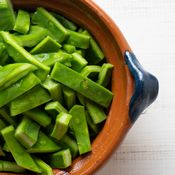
top-left (124, 51), bottom-right (159, 123)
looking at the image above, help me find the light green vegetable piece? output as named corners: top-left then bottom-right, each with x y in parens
top-left (1, 125), bottom-right (41, 173)
top-left (48, 149), bottom-right (72, 169)
top-left (10, 85), bottom-right (51, 116)
top-left (69, 105), bottom-right (91, 154)
top-left (15, 116), bottom-right (40, 148)
top-left (13, 10), bottom-right (30, 34)
top-left (32, 7), bottom-right (68, 43)
top-left (0, 73), bottom-right (41, 107)
top-left (30, 36), bottom-right (61, 54)
top-left (0, 0), bottom-right (16, 31)
top-left (51, 112), bottom-right (72, 140)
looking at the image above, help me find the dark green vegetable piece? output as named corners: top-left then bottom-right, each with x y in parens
top-left (1, 125), bottom-right (41, 173)
top-left (71, 52), bottom-right (88, 72)
top-left (63, 86), bottom-right (76, 110)
top-left (76, 49), bottom-right (86, 57)
top-left (63, 44), bottom-right (76, 54)
top-left (0, 160), bottom-right (25, 173)
top-left (51, 112), bottom-right (72, 140)
top-left (77, 93), bottom-right (85, 105)
top-left (45, 101), bottom-right (68, 117)
top-left (30, 36), bottom-right (61, 54)
top-left (15, 116), bottom-right (40, 148)
top-left (24, 108), bottom-right (51, 127)
top-left (82, 30), bottom-right (104, 64)
top-left (69, 105), bottom-right (91, 154)
top-left (13, 10), bottom-right (30, 34)
top-left (85, 110), bottom-right (100, 135)
top-left (0, 42), bottom-right (9, 66)
top-left (97, 63), bottom-right (114, 87)
top-left (3, 143), bottom-right (10, 152)
top-left (86, 100), bottom-right (106, 124)
top-left (51, 62), bottom-right (113, 108)
top-left (35, 158), bottom-right (54, 175)
top-left (0, 108), bottom-right (16, 126)
top-left (48, 149), bottom-right (72, 169)
top-left (81, 65), bottom-right (101, 79)
top-left (0, 63), bottom-right (36, 90)
top-left (0, 31), bottom-right (50, 72)
top-left (10, 85), bottom-right (51, 116)
top-left (66, 29), bottom-right (90, 49)
top-left (57, 134), bottom-right (78, 158)
top-left (34, 50), bottom-right (72, 67)
top-left (0, 73), bottom-right (41, 107)
top-left (52, 12), bottom-right (77, 31)
top-left (13, 25), bottom-right (48, 47)
top-left (32, 7), bottom-right (68, 43)
top-left (27, 131), bottom-right (61, 153)
top-left (42, 77), bottom-right (63, 102)
top-left (0, 0), bottom-right (16, 31)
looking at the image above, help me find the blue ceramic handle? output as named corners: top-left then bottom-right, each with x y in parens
top-left (124, 51), bottom-right (159, 123)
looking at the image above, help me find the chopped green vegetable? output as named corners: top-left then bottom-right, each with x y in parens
top-left (97, 63), bottom-right (114, 87)
top-left (81, 65), bottom-right (101, 79)
top-left (0, 73), bottom-right (40, 107)
top-left (10, 86), bottom-right (51, 116)
top-left (48, 149), bottom-right (72, 169)
top-left (32, 7), bottom-right (68, 43)
top-left (0, 160), bottom-right (25, 173)
top-left (63, 44), bottom-right (76, 54)
top-left (27, 131), bottom-right (61, 153)
top-left (1, 125), bottom-right (41, 173)
top-left (51, 62), bottom-right (113, 108)
top-left (0, 0), bottom-right (16, 31)
top-left (15, 116), bottom-right (40, 148)
top-left (66, 29), bottom-right (90, 49)
top-left (24, 108), bottom-right (51, 127)
top-left (69, 105), bottom-right (91, 154)
top-left (51, 112), bottom-right (72, 140)
top-left (13, 10), bottom-right (30, 34)
top-left (30, 36), bottom-right (61, 54)
top-left (0, 118), bottom-right (6, 131)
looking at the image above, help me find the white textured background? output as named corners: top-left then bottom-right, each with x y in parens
top-left (93, 0), bottom-right (175, 175)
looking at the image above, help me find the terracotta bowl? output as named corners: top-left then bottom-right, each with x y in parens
top-left (2, 0), bottom-right (159, 175)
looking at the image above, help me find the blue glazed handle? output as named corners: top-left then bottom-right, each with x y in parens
top-left (124, 51), bottom-right (159, 123)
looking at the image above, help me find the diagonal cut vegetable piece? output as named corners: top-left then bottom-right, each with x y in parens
top-left (69, 105), bottom-right (91, 154)
top-left (35, 158), bottom-right (53, 175)
top-left (30, 36), bottom-right (61, 54)
top-left (0, 73), bottom-right (40, 107)
top-left (0, 63), bottom-right (36, 90)
top-left (63, 44), bottom-right (76, 54)
top-left (48, 149), bottom-right (72, 169)
top-left (0, 160), bottom-right (25, 173)
top-left (13, 10), bottom-right (30, 34)
top-left (0, 0), bottom-right (16, 31)
top-left (27, 131), bottom-right (61, 153)
top-left (24, 108), bottom-right (51, 127)
top-left (0, 31), bottom-right (50, 72)
top-left (32, 7), bottom-right (68, 43)
top-left (10, 86), bottom-right (51, 116)
top-left (86, 100), bottom-right (106, 124)
top-left (45, 101), bottom-right (68, 118)
top-left (51, 112), bottom-right (72, 140)
top-left (42, 77), bottom-right (63, 102)
top-left (13, 25), bottom-right (48, 47)
top-left (51, 62), bottom-right (113, 108)
top-left (97, 63), bottom-right (114, 87)
top-left (15, 116), bottom-right (40, 148)
top-left (34, 50), bottom-right (72, 67)
top-left (81, 65), bottom-right (101, 79)
top-left (1, 126), bottom-right (41, 173)
top-left (66, 29), bottom-right (90, 49)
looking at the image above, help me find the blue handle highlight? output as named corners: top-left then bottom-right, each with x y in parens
top-left (124, 51), bottom-right (159, 123)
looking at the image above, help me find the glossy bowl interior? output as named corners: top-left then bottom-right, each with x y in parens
top-left (3, 0), bottom-right (134, 174)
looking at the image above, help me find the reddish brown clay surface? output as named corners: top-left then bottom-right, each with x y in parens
top-left (2, 0), bottom-right (135, 174)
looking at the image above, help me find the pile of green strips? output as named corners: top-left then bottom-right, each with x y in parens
top-left (0, 0), bottom-right (114, 174)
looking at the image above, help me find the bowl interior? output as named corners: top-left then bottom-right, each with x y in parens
top-left (6, 0), bottom-right (134, 174)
